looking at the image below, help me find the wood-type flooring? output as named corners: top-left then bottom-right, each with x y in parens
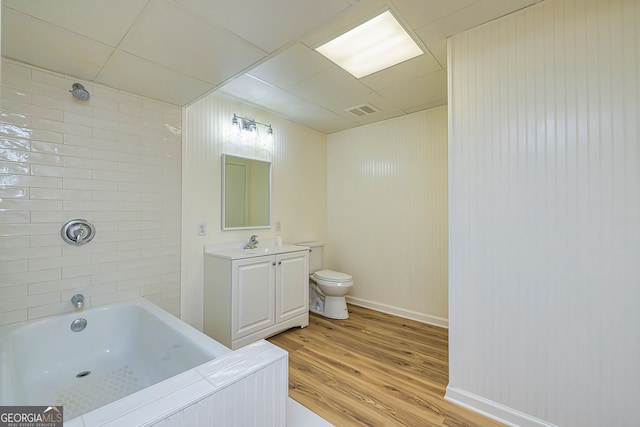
top-left (268, 304), bottom-right (505, 427)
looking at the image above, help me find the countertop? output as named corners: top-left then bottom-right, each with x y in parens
top-left (204, 244), bottom-right (309, 260)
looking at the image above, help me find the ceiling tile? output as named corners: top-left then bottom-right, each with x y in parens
top-left (173, 0), bottom-right (353, 53)
top-left (360, 53), bottom-right (442, 91)
top-left (391, 0), bottom-right (478, 29)
top-left (3, 0), bottom-right (149, 47)
top-left (1, 9), bottom-right (115, 81)
top-left (417, 0), bottom-right (535, 40)
top-left (285, 66), bottom-right (371, 108)
top-left (96, 51), bottom-right (214, 106)
top-left (253, 91), bottom-right (357, 134)
top-left (248, 44), bottom-right (333, 88)
top-left (218, 74), bottom-right (280, 102)
top-left (121, 0), bottom-right (266, 85)
top-left (377, 70), bottom-right (447, 112)
top-left (303, 87), bottom-right (401, 122)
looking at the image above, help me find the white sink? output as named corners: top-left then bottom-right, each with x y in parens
top-left (243, 247), bottom-right (274, 254)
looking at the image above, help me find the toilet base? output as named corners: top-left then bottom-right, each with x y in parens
top-left (312, 296), bottom-right (348, 320)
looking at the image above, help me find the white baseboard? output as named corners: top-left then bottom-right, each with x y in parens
top-left (345, 296), bottom-right (448, 329)
top-left (444, 386), bottom-right (557, 427)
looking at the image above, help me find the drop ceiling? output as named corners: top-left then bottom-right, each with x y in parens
top-left (1, 0), bottom-right (542, 134)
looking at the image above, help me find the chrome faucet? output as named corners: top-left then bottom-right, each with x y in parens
top-left (244, 235), bottom-right (259, 249)
top-left (71, 293), bottom-right (84, 310)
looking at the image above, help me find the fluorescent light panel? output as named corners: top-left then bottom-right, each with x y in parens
top-left (315, 11), bottom-right (423, 79)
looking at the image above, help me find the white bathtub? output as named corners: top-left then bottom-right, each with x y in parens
top-left (0, 298), bottom-right (289, 426)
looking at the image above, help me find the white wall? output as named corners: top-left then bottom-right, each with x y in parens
top-left (0, 59), bottom-right (183, 326)
top-left (446, 0), bottom-right (639, 426)
top-left (182, 94), bottom-right (327, 330)
top-left (327, 106), bottom-right (448, 326)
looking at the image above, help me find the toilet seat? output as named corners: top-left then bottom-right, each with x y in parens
top-left (313, 269), bottom-right (352, 283)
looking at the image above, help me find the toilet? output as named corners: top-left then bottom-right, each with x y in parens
top-left (297, 241), bottom-right (353, 319)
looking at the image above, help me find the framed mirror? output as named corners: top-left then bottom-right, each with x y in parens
top-left (222, 154), bottom-right (272, 230)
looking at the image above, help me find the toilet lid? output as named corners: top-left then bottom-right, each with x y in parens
top-left (314, 269), bottom-right (352, 282)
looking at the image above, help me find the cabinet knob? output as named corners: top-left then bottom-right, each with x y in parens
top-left (272, 261), bottom-right (276, 266)
top-left (278, 261), bottom-right (282, 265)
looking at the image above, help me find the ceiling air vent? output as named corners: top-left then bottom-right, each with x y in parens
top-left (346, 103), bottom-right (378, 117)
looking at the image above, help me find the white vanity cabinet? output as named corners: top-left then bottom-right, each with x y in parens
top-left (204, 245), bottom-right (309, 350)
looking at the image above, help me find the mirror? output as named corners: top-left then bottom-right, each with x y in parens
top-left (222, 154), bottom-right (272, 230)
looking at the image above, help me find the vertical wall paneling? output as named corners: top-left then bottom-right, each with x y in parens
top-left (182, 95), bottom-right (327, 330)
top-left (447, 0), bottom-right (639, 426)
top-left (0, 59), bottom-right (182, 324)
top-left (327, 106), bottom-right (449, 326)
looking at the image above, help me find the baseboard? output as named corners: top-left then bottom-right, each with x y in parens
top-left (345, 296), bottom-right (448, 329)
top-left (444, 386), bottom-right (557, 427)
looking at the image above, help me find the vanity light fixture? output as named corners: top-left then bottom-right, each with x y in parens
top-left (232, 113), bottom-right (273, 136)
top-left (315, 10), bottom-right (423, 78)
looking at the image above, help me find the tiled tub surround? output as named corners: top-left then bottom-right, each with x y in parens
top-left (0, 59), bottom-right (183, 325)
top-left (0, 298), bottom-right (289, 426)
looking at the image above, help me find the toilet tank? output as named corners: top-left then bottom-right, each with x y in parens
top-left (297, 241), bottom-right (323, 273)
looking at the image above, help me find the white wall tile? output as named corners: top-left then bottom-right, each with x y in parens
top-left (0, 291), bottom-right (60, 312)
top-left (0, 161), bottom-right (30, 175)
top-left (0, 309), bottom-right (27, 326)
top-left (5, 246), bottom-right (62, 261)
top-left (1, 98), bottom-right (63, 121)
top-left (0, 222), bottom-right (61, 236)
top-left (0, 236), bottom-right (29, 248)
top-left (0, 260), bottom-right (28, 275)
top-left (0, 211), bottom-right (29, 223)
top-left (29, 128), bottom-right (64, 143)
top-left (447, 0), bottom-right (640, 425)
top-left (0, 59), bottom-right (182, 325)
top-left (1, 175), bottom-right (62, 189)
top-left (31, 164), bottom-right (92, 178)
top-left (0, 284), bottom-right (28, 299)
top-left (28, 276), bottom-right (91, 295)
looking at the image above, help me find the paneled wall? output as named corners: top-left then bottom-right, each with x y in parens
top-left (327, 106), bottom-right (448, 326)
top-left (447, 0), bottom-right (639, 426)
top-left (0, 59), bottom-right (182, 325)
top-left (182, 94), bottom-right (327, 330)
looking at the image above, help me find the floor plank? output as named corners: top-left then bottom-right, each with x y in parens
top-left (268, 305), bottom-right (505, 427)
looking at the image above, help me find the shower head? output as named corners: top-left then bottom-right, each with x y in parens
top-left (70, 83), bottom-right (90, 101)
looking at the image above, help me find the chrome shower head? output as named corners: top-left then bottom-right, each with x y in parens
top-left (70, 83), bottom-right (90, 101)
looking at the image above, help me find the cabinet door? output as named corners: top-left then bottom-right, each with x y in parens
top-left (232, 256), bottom-right (275, 340)
top-left (275, 251), bottom-right (309, 323)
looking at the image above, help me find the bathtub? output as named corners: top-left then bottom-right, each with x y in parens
top-left (0, 298), bottom-right (289, 426)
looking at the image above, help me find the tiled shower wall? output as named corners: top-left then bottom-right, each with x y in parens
top-left (0, 59), bottom-right (182, 326)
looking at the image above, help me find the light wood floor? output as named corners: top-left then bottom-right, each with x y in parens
top-left (268, 305), bottom-right (504, 427)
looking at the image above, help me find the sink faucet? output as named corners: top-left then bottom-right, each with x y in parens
top-left (71, 293), bottom-right (84, 310)
top-left (244, 235), bottom-right (259, 249)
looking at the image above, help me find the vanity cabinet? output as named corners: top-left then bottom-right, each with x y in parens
top-left (204, 245), bottom-right (309, 350)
